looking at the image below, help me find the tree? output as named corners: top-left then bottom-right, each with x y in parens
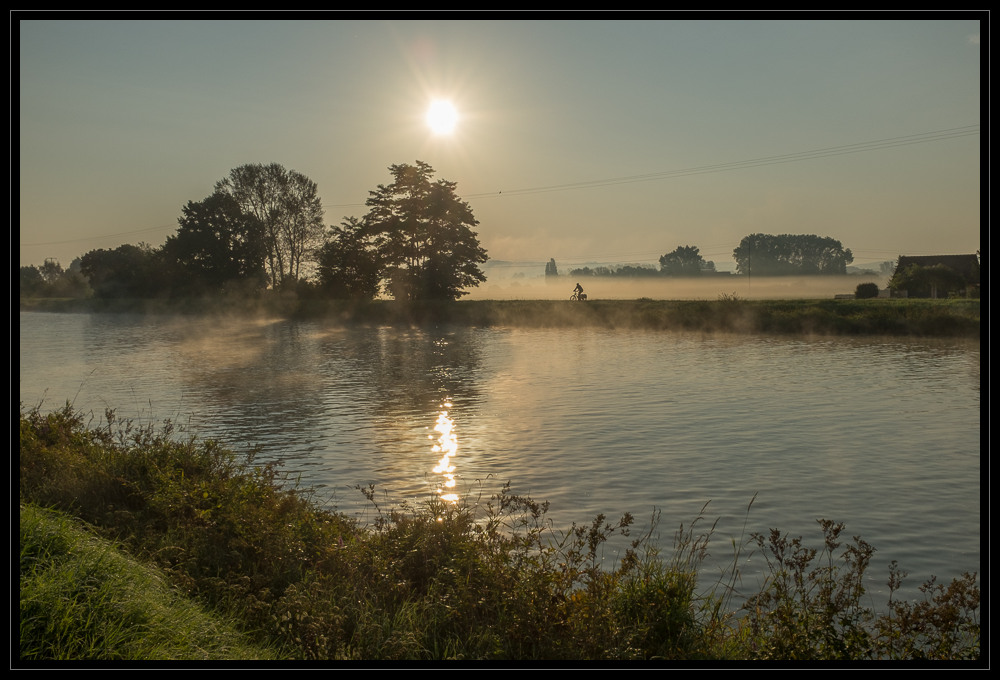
top-left (316, 217), bottom-right (383, 300)
top-left (79, 243), bottom-right (167, 298)
top-left (361, 161), bottom-right (488, 301)
top-left (614, 264), bottom-right (660, 277)
top-left (659, 245), bottom-right (713, 276)
top-left (19, 266), bottom-right (44, 296)
top-left (162, 191), bottom-right (267, 295)
top-left (214, 163), bottom-right (325, 289)
top-left (855, 282), bottom-right (879, 299)
top-left (39, 258), bottom-right (64, 283)
top-left (733, 234), bottom-right (853, 276)
top-left (49, 258), bottom-right (90, 298)
top-left (569, 265), bottom-right (614, 277)
top-left (545, 258), bottom-right (559, 277)
top-left (889, 263), bottom-right (967, 299)
top-left (20, 259), bottom-right (91, 298)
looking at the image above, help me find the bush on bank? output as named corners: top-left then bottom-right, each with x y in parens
top-left (18, 404), bottom-right (981, 662)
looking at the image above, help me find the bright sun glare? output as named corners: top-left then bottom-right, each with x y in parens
top-left (426, 99), bottom-right (458, 135)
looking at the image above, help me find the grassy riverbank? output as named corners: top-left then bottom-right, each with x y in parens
top-left (19, 404), bottom-right (981, 662)
top-left (19, 295), bottom-right (981, 338)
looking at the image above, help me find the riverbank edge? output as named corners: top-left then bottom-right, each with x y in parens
top-left (19, 404), bottom-right (983, 662)
top-left (20, 296), bottom-right (981, 338)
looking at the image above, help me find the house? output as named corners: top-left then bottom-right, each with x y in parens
top-left (892, 254), bottom-right (981, 298)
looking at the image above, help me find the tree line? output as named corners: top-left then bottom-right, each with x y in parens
top-left (548, 238), bottom-right (979, 299)
top-left (20, 161), bottom-right (489, 303)
top-left (21, 171), bottom-right (979, 301)
top-left (549, 236), bottom-right (856, 279)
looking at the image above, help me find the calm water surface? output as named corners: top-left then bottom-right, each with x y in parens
top-left (18, 311), bottom-right (981, 605)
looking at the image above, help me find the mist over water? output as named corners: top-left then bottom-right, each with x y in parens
top-left (464, 275), bottom-right (886, 301)
top-left (19, 311), bottom-right (979, 608)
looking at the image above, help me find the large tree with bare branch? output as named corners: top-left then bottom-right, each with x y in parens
top-left (214, 163), bottom-right (325, 289)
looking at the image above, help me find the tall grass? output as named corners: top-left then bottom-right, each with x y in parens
top-left (18, 404), bottom-right (981, 661)
top-left (19, 503), bottom-right (279, 661)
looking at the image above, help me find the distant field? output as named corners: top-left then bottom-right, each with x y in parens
top-left (465, 274), bottom-right (889, 301)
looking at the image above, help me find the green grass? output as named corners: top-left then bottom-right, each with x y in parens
top-left (440, 297), bottom-right (980, 337)
top-left (18, 404), bottom-right (982, 662)
top-left (19, 502), bottom-right (279, 661)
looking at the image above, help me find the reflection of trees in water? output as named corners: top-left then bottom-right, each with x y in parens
top-left (365, 327), bottom-right (486, 417)
top-left (175, 320), bottom-right (486, 420)
top-left (318, 325), bottom-right (489, 505)
top-left (177, 318), bottom-right (325, 408)
top-left (172, 319), bottom-right (340, 474)
top-left (170, 320), bottom-right (489, 501)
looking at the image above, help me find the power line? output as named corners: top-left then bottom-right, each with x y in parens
top-left (21, 224), bottom-right (177, 247)
top-left (463, 125), bottom-right (980, 199)
top-left (324, 124), bottom-right (978, 208)
top-left (23, 124), bottom-right (979, 247)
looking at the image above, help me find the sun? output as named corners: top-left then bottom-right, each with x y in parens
top-left (426, 99), bottom-right (459, 135)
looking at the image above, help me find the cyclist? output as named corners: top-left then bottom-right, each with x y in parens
top-left (573, 282), bottom-right (585, 300)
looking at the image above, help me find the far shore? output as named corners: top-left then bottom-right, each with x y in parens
top-left (19, 296), bottom-right (981, 338)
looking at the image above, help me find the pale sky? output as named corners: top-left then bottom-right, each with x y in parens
top-left (18, 16), bottom-right (982, 273)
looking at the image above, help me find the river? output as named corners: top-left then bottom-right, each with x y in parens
top-left (18, 310), bottom-right (981, 607)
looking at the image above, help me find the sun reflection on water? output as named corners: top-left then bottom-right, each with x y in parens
top-left (430, 401), bottom-right (459, 504)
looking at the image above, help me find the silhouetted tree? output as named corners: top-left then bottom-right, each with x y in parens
top-left (361, 161), bottom-right (488, 301)
top-left (569, 265), bottom-right (614, 277)
top-left (214, 163), bottom-right (325, 289)
top-left (48, 258), bottom-right (90, 298)
top-left (39, 259), bottom-right (64, 283)
top-left (659, 245), bottom-right (714, 276)
top-left (545, 258), bottom-right (559, 277)
top-left (316, 217), bottom-right (383, 300)
top-left (855, 282), bottom-right (879, 299)
top-left (614, 264), bottom-right (660, 277)
top-left (162, 191), bottom-right (268, 295)
top-left (79, 243), bottom-right (167, 298)
top-left (20, 259), bottom-right (91, 298)
top-left (733, 234), bottom-right (853, 276)
top-left (19, 266), bottom-right (44, 296)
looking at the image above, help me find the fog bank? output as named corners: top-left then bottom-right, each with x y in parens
top-left (464, 275), bottom-right (888, 301)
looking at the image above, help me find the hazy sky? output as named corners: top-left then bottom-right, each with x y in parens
top-left (18, 16), bottom-right (982, 272)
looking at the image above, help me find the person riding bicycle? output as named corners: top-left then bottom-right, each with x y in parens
top-left (573, 282), bottom-right (585, 300)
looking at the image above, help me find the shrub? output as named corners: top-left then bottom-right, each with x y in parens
top-left (18, 404), bottom-right (982, 661)
top-left (855, 282), bottom-right (879, 299)
top-left (734, 520), bottom-right (980, 661)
